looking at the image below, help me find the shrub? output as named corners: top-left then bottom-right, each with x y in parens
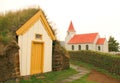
top-left (69, 50), bottom-right (120, 76)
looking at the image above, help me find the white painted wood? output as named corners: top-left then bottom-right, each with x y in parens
top-left (18, 20), bottom-right (53, 76)
top-left (65, 31), bottom-right (108, 52)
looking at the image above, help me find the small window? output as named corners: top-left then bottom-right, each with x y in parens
top-left (78, 45), bottom-right (81, 50)
top-left (98, 46), bottom-right (101, 51)
top-left (72, 45), bottom-right (74, 50)
top-left (86, 45), bottom-right (89, 50)
top-left (35, 34), bottom-right (42, 39)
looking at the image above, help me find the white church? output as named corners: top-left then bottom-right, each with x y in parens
top-left (65, 21), bottom-right (108, 52)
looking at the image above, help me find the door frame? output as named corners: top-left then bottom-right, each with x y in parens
top-left (30, 41), bottom-right (44, 74)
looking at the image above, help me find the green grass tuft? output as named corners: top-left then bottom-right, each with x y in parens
top-left (20, 68), bottom-right (77, 83)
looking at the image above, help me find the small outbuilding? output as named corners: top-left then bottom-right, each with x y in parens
top-left (16, 10), bottom-right (55, 76)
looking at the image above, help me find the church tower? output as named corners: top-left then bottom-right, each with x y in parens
top-left (65, 21), bottom-right (76, 43)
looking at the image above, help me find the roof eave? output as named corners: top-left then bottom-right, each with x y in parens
top-left (68, 42), bottom-right (93, 44)
top-left (16, 10), bottom-right (56, 40)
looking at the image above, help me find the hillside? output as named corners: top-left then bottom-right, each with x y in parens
top-left (0, 8), bottom-right (40, 43)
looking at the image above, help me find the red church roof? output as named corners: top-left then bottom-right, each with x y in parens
top-left (96, 38), bottom-right (105, 45)
top-left (67, 21), bottom-right (76, 32)
top-left (68, 33), bottom-right (98, 44)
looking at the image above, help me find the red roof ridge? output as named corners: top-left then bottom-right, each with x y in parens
top-left (68, 32), bottom-right (99, 44)
top-left (67, 21), bottom-right (76, 32)
top-left (76, 32), bottom-right (98, 36)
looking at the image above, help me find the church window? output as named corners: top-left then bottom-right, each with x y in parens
top-left (86, 45), bottom-right (89, 50)
top-left (78, 45), bottom-right (81, 50)
top-left (98, 46), bottom-right (101, 51)
top-left (72, 45), bottom-right (74, 50)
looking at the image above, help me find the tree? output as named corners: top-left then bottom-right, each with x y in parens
top-left (108, 36), bottom-right (120, 52)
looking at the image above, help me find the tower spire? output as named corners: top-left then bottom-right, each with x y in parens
top-left (65, 21), bottom-right (76, 43)
top-left (67, 21), bottom-right (75, 32)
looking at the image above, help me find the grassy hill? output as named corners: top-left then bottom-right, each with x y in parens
top-left (0, 8), bottom-right (39, 43)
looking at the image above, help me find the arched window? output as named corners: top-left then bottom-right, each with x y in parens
top-left (86, 45), bottom-right (89, 50)
top-left (72, 45), bottom-right (74, 50)
top-left (78, 45), bottom-right (81, 50)
top-left (98, 46), bottom-right (101, 51)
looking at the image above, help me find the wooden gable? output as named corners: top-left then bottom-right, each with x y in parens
top-left (16, 10), bottom-right (55, 40)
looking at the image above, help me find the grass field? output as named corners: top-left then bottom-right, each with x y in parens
top-left (20, 68), bottom-right (97, 83)
top-left (20, 68), bottom-right (77, 83)
top-left (7, 60), bottom-right (120, 83)
top-left (20, 62), bottom-right (98, 83)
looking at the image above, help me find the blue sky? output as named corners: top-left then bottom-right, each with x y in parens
top-left (1, 0), bottom-right (120, 43)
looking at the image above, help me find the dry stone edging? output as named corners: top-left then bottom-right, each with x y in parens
top-left (58, 64), bottom-right (90, 83)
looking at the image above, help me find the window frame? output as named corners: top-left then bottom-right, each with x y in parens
top-left (35, 34), bottom-right (42, 40)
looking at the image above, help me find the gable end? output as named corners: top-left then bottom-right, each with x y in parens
top-left (16, 10), bottom-right (55, 40)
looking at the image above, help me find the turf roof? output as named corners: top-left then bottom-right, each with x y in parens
top-left (0, 8), bottom-right (54, 43)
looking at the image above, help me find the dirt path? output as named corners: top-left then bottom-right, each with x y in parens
top-left (58, 64), bottom-right (120, 83)
top-left (58, 64), bottom-right (90, 83)
top-left (88, 70), bottom-right (120, 83)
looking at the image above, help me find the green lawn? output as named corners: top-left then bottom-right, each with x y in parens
top-left (20, 62), bottom-right (98, 83)
top-left (19, 60), bottom-right (100, 83)
top-left (20, 68), bottom-right (98, 83)
top-left (20, 68), bottom-right (78, 83)
top-left (9, 60), bottom-right (120, 83)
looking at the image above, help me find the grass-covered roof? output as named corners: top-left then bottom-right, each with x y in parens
top-left (0, 8), bottom-right (54, 43)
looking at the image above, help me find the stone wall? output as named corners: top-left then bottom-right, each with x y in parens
top-left (0, 41), bottom-right (19, 82)
top-left (52, 41), bottom-right (69, 71)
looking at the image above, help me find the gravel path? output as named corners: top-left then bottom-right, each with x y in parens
top-left (58, 64), bottom-right (90, 83)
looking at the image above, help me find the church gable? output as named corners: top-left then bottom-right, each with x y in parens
top-left (96, 38), bottom-right (106, 45)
